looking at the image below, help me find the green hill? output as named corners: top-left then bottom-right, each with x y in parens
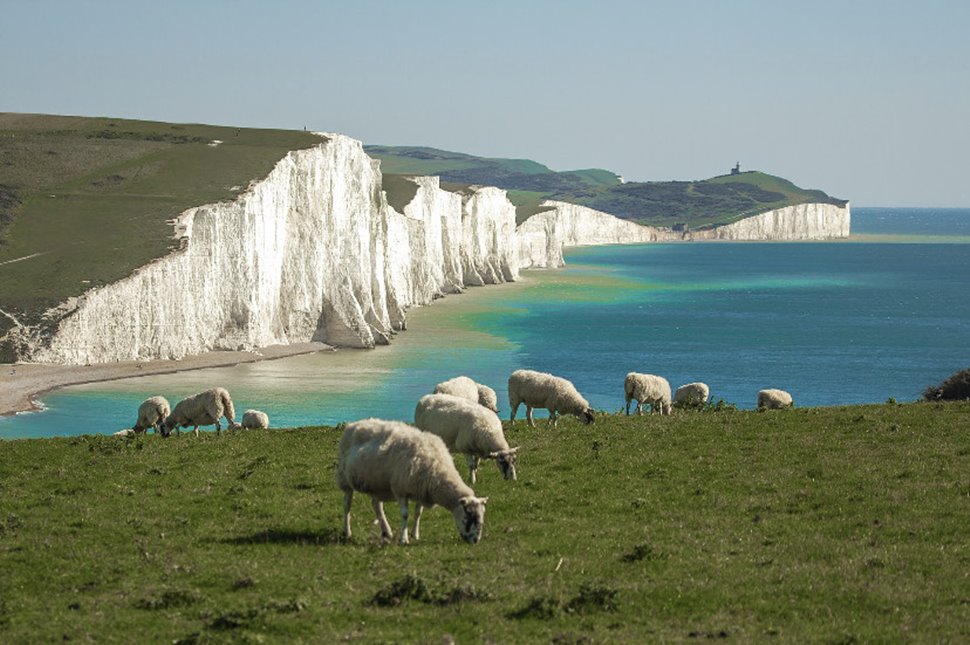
top-left (365, 145), bottom-right (847, 227)
top-left (570, 171), bottom-right (849, 229)
top-left (365, 145), bottom-right (624, 222)
top-left (0, 114), bottom-right (320, 357)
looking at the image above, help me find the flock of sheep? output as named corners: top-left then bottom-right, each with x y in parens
top-left (118, 370), bottom-right (793, 545)
top-left (115, 387), bottom-right (268, 438)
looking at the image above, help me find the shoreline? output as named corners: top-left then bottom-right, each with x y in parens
top-left (0, 275), bottom-right (538, 420)
top-left (0, 342), bottom-right (333, 417)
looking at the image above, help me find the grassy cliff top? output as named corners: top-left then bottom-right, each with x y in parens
top-left (365, 145), bottom-right (847, 227)
top-left (0, 113), bottom-right (320, 345)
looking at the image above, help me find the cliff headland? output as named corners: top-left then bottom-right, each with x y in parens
top-left (0, 114), bottom-right (850, 368)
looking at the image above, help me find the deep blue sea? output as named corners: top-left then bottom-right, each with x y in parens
top-left (3, 207), bottom-right (969, 439)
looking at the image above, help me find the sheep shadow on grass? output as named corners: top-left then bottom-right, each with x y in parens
top-left (220, 526), bottom-right (346, 546)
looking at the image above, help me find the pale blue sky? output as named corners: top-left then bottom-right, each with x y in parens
top-left (3, 0), bottom-right (968, 206)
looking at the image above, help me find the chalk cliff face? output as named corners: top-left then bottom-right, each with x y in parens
top-left (21, 136), bottom-right (526, 364)
top-left (517, 201), bottom-right (677, 268)
top-left (11, 133), bottom-right (850, 365)
top-left (687, 202), bottom-right (851, 241)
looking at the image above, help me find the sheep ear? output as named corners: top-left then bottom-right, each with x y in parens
top-left (486, 451), bottom-right (499, 460)
top-left (480, 497), bottom-right (488, 505)
top-left (508, 446), bottom-right (520, 454)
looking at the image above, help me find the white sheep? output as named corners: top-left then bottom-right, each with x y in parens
top-left (336, 418), bottom-right (488, 545)
top-left (758, 388), bottom-right (794, 409)
top-left (241, 409), bottom-right (269, 429)
top-left (132, 395), bottom-right (171, 434)
top-left (414, 393), bottom-right (518, 484)
top-left (161, 387), bottom-right (239, 437)
top-left (433, 376), bottom-right (500, 413)
top-left (673, 382), bottom-right (710, 407)
top-left (508, 369), bottom-right (595, 427)
top-left (624, 372), bottom-right (672, 415)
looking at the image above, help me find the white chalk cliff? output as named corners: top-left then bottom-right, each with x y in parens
top-left (12, 134), bottom-right (850, 365)
top-left (686, 202), bottom-right (850, 241)
top-left (517, 201), bottom-right (675, 268)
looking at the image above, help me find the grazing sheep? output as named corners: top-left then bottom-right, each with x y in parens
top-left (624, 372), bottom-right (672, 415)
top-left (758, 388), bottom-right (794, 409)
top-left (433, 376), bottom-right (500, 413)
top-left (475, 383), bottom-right (499, 413)
top-left (673, 382), bottom-right (710, 407)
top-left (336, 418), bottom-right (488, 545)
top-left (161, 387), bottom-right (239, 437)
top-left (414, 393), bottom-right (518, 484)
top-left (508, 369), bottom-right (595, 427)
top-left (132, 395), bottom-right (171, 434)
top-left (241, 409), bottom-right (269, 429)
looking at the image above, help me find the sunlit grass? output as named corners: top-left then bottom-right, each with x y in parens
top-left (0, 402), bottom-right (967, 642)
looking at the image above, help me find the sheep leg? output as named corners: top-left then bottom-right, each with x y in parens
top-left (625, 396), bottom-right (631, 415)
top-left (466, 454), bottom-right (480, 484)
top-left (372, 497), bottom-right (393, 542)
top-left (193, 425), bottom-right (200, 437)
top-left (342, 490), bottom-right (353, 539)
top-left (549, 409), bottom-right (558, 427)
top-left (526, 406), bottom-right (535, 428)
top-left (510, 401), bottom-right (520, 424)
top-left (413, 504), bottom-right (424, 541)
top-left (398, 499), bottom-right (410, 545)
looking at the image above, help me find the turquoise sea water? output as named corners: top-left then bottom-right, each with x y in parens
top-left (3, 207), bottom-right (969, 439)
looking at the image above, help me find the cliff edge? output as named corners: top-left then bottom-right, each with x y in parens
top-left (4, 133), bottom-right (850, 365)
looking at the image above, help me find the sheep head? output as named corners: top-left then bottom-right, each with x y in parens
top-left (581, 407), bottom-right (595, 424)
top-left (454, 496), bottom-right (488, 544)
top-left (488, 447), bottom-right (519, 481)
top-left (159, 416), bottom-right (176, 437)
top-left (486, 447), bottom-right (519, 481)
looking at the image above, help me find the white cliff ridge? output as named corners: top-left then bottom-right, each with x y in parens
top-left (517, 201), bottom-right (675, 268)
top-left (686, 202), bottom-right (850, 241)
top-left (12, 134), bottom-right (850, 365)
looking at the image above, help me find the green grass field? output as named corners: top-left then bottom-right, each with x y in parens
top-left (0, 114), bottom-right (320, 356)
top-left (0, 403), bottom-right (966, 643)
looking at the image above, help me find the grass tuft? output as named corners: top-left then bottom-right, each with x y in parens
top-left (135, 589), bottom-right (201, 611)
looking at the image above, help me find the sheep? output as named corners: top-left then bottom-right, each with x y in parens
top-left (508, 369), bottom-right (595, 427)
top-left (433, 375), bottom-right (500, 413)
top-left (475, 383), bottom-right (499, 413)
top-left (161, 387), bottom-right (239, 437)
top-left (414, 393), bottom-right (518, 484)
top-left (673, 382), bottom-right (710, 408)
top-left (132, 395), bottom-right (171, 434)
top-left (758, 388), bottom-right (794, 409)
top-left (241, 409), bottom-right (269, 429)
top-left (336, 418), bottom-right (488, 545)
top-left (624, 372), bottom-right (672, 415)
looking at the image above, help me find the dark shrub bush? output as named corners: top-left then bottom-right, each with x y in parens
top-left (923, 368), bottom-right (970, 401)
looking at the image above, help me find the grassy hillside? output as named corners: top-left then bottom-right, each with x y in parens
top-left (0, 114), bottom-right (320, 357)
top-left (0, 403), bottom-right (966, 643)
top-left (572, 171), bottom-right (849, 229)
top-left (365, 145), bottom-right (847, 227)
top-left (365, 145), bottom-right (624, 223)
